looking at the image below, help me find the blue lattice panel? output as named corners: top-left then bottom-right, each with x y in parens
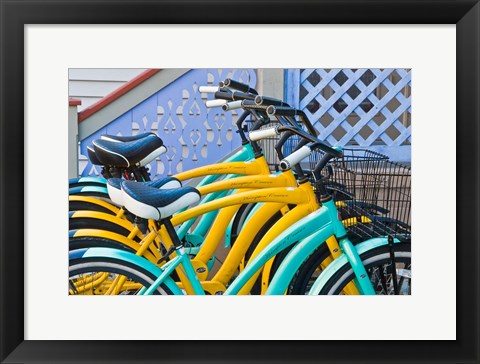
top-left (286, 68), bottom-right (411, 161)
top-left (79, 69), bottom-right (256, 178)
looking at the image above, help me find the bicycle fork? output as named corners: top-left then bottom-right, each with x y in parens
top-left (328, 200), bottom-right (376, 295)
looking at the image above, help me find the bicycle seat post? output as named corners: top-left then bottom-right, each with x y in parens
top-left (161, 217), bottom-right (183, 248)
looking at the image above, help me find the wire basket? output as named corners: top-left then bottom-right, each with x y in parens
top-left (311, 148), bottom-right (411, 243)
top-left (258, 136), bottom-right (282, 171)
top-left (259, 130), bottom-right (412, 242)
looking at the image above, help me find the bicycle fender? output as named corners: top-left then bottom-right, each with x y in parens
top-left (69, 185), bottom-right (109, 195)
top-left (69, 176), bottom-right (107, 186)
top-left (307, 237), bottom-right (397, 295)
top-left (266, 223), bottom-right (334, 295)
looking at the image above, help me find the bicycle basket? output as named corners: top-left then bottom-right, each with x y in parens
top-left (311, 148), bottom-right (411, 243)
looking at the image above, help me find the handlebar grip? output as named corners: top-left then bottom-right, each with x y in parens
top-left (267, 105), bottom-right (299, 117)
top-left (255, 96), bottom-right (288, 107)
top-left (222, 100), bottom-right (243, 111)
top-left (206, 99), bottom-right (227, 108)
top-left (199, 86), bottom-right (220, 93)
top-left (214, 91), bottom-right (256, 102)
top-left (241, 100), bottom-right (269, 111)
top-left (248, 127), bottom-right (279, 141)
top-left (279, 145), bottom-right (312, 171)
top-left (221, 78), bottom-right (257, 94)
top-left (214, 91), bottom-right (235, 101)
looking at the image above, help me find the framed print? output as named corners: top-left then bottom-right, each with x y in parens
top-left (1, 1), bottom-right (478, 363)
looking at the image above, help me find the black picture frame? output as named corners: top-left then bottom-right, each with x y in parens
top-left (1, 1), bottom-right (478, 363)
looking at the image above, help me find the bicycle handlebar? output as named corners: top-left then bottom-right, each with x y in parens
top-left (222, 100), bottom-right (243, 111)
top-left (255, 96), bottom-right (289, 107)
top-left (199, 86), bottom-right (220, 93)
top-left (267, 105), bottom-right (306, 118)
top-left (214, 90), bottom-right (256, 102)
top-left (220, 78), bottom-right (258, 95)
top-left (249, 124), bottom-right (341, 158)
top-left (248, 126), bottom-right (279, 141)
top-left (241, 100), bottom-right (270, 112)
top-left (277, 125), bottom-right (342, 158)
top-left (280, 142), bottom-right (343, 171)
top-left (279, 145), bottom-right (312, 171)
top-left (205, 99), bottom-right (227, 108)
top-left (267, 105), bottom-right (318, 138)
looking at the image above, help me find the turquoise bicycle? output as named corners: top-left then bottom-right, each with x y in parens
top-left (69, 107), bottom-right (411, 295)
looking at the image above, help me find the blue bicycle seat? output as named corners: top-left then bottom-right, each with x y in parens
top-left (87, 145), bottom-right (103, 166)
top-left (106, 177), bottom-right (182, 206)
top-left (99, 132), bottom-right (156, 143)
top-left (93, 134), bottom-right (166, 168)
top-left (121, 181), bottom-right (200, 220)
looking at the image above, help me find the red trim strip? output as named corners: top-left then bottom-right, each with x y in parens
top-left (78, 69), bottom-right (161, 122)
top-left (69, 97), bottom-right (82, 106)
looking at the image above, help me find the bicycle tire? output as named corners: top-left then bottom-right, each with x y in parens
top-left (69, 217), bottom-right (143, 243)
top-left (70, 236), bottom-right (137, 253)
top-left (69, 190), bottom-right (111, 199)
top-left (245, 210), bottom-right (283, 294)
top-left (69, 181), bottom-right (107, 189)
top-left (287, 243), bottom-right (331, 295)
top-left (230, 203), bottom-right (257, 246)
top-left (69, 254), bottom-right (174, 295)
top-left (69, 235), bottom-right (159, 262)
top-left (316, 242), bottom-right (411, 295)
top-left (69, 200), bottom-right (117, 214)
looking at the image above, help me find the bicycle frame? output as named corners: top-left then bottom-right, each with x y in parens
top-left (88, 198), bottom-right (392, 296)
top-left (98, 179), bottom-right (319, 295)
top-left (224, 199), bottom-right (402, 295)
top-left (70, 164), bottom-right (383, 295)
top-left (140, 245), bottom-right (205, 295)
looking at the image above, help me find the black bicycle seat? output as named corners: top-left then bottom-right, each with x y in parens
top-left (93, 134), bottom-right (166, 168)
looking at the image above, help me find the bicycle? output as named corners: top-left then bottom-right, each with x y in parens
top-left (68, 81), bottom-right (412, 294)
top-left (70, 111), bottom-right (410, 295)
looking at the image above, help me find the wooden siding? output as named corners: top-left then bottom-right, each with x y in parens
top-left (68, 68), bottom-right (146, 110)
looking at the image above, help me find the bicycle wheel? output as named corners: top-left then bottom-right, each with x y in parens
top-left (69, 181), bottom-right (107, 189)
top-left (69, 235), bottom-right (160, 263)
top-left (314, 242), bottom-right (411, 295)
top-left (229, 203), bottom-right (257, 246)
top-left (243, 210), bottom-right (283, 294)
top-left (69, 200), bottom-right (118, 214)
top-left (69, 186), bottom-right (111, 199)
top-left (287, 243), bottom-right (332, 295)
top-left (69, 216), bottom-right (143, 243)
top-left (69, 254), bottom-right (174, 295)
